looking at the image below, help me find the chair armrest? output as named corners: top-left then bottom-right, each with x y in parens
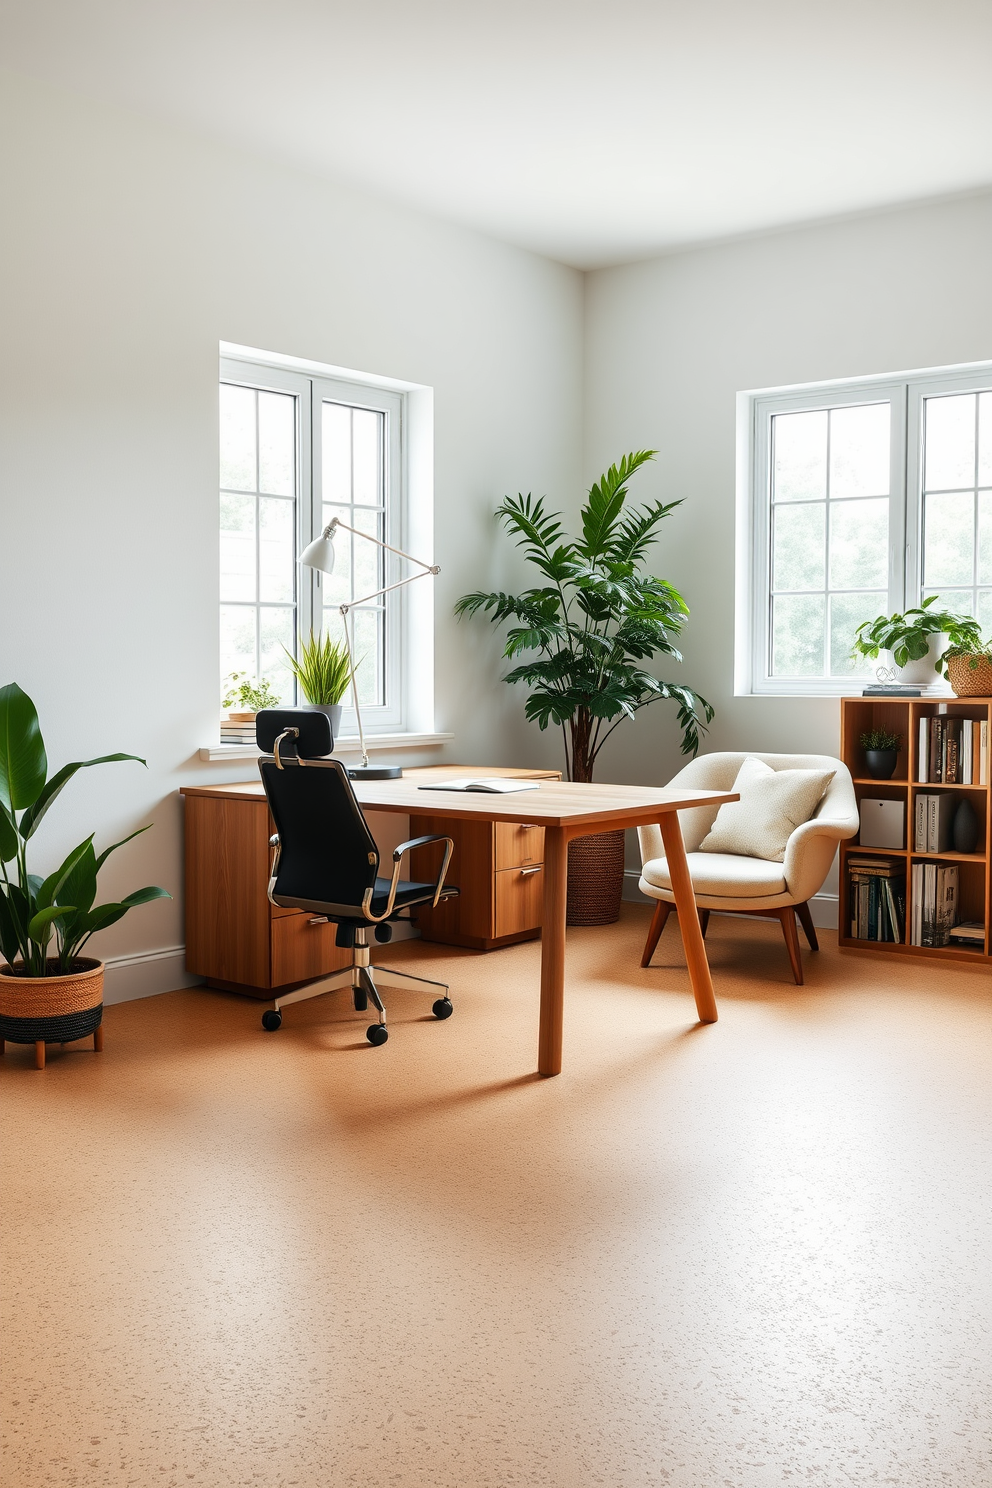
top-left (783, 813), bottom-right (860, 903)
top-left (362, 834), bottom-right (455, 921)
top-left (392, 834), bottom-right (449, 860)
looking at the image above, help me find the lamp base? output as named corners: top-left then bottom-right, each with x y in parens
top-left (347, 764), bottom-right (402, 780)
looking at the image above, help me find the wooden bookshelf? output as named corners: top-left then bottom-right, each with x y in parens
top-left (839, 696), bottom-right (992, 961)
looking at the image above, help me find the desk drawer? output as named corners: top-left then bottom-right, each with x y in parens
top-left (270, 913), bottom-right (350, 988)
top-left (495, 821), bottom-right (544, 870)
top-left (494, 863), bottom-right (544, 938)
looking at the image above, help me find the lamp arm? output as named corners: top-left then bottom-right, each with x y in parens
top-left (341, 566), bottom-right (439, 612)
top-left (319, 516), bottom-right (437, 574)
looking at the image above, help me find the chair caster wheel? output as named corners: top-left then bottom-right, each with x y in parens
top-left (367, 1024), bottom-right (388, 1046)
top-left (261, 1010), bottom-right (282, 1031)
top-left (432, 997), bottom-right (453, 1020)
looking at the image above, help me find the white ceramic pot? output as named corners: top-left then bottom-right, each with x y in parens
top-left (891, 633), bottom-right (948, 685)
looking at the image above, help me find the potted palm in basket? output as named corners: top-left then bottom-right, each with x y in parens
top-left (456, 451), bottom-right (712, 924)
top-left (0, 683), bottom-right (170, 1068)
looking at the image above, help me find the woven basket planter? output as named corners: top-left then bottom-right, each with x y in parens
top-left (0, 958), bottom-right (104, 1064)
top-left (947, 654), bottom-right (992, 697)
top-left (566, 829), bottom-right (626, 926)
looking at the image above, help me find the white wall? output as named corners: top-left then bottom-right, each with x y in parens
top-left (0, 72), bottom-right (583, 996)
top-left (584, 192), bottom-right (992, 908)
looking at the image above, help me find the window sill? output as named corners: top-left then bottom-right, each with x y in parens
top-left (198, 731), bottom-right (453, 763)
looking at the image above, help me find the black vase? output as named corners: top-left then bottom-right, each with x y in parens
top-left (865, 748), bottom-right (898, 780)
top-left (953, 797), bottom-right (980, 854)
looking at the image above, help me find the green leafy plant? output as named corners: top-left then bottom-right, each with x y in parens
top-left (851, 597), bottom-right (982, 677)
top-left (860, 729), bottom-right (902, 752)
top-left (221, 672), bottom-right (282, 713)
top-left (942, 639), bottom-right (992, 670)
top-left (0, 683), bottom-right (170, 977)
top-left (454, 450), bottom-right (712, 782)
top-left (283, 632), bottom-right (353, 705)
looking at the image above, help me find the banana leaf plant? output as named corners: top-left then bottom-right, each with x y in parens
top-left (455, 451), bottom-right (712, 782)
top-left (0, 683), bottom-right (170, 977)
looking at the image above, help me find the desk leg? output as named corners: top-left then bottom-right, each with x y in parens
top-left (659, 813), bottom-right (718, 1025)
top-left (538, 825), bottom-right (568, 1076)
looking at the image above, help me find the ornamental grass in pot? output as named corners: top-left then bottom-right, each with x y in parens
top-left (284, 631), bottom-right (354, 743)
top-left (456, 451), bottom-right (712, 925)
top-left (0, 683), bottom-right (170, 1068)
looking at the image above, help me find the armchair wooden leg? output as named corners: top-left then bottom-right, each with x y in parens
top-left (641, 901), bottom-right (671, 966)
top-left (698, 909), bottom-right (710, 939)
top-left (795, 901), bottom-right (818, 952)
top-left (778, 908), bottom-right (804, 985)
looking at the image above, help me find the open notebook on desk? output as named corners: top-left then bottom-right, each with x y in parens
top-left (416, 777), bottom-right (541, 793)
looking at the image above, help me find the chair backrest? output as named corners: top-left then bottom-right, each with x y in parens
top-left (258, 754), bottom-right (380, 916)
top-left (255, 707), bottom-right (333, 758)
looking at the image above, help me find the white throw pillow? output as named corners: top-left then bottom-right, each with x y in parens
top-left (698, 756), bottom-right (834, 863)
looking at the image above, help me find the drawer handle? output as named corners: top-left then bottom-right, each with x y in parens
top-left (307, 915), bottom-right (329, 926)
top-left (519, 866), bottom-right (542, 876)
top-left (519, 824), bottom-right (541, 830)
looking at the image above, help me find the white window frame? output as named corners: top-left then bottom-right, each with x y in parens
top-left (738, 360), bottom-right (992, 696)
top-left (220, 348), bottom-right (431, 738)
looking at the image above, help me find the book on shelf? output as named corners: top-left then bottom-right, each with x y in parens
top-left (948, 920), bottom-right (984, 946)
top-left (918, 714), bottom-right (987, 785)
top-left (848, 859), bottom-right (905, 942)
top-left (910, 861), bottom-right (959, 947)
top-left (912, 792), bottom-right (956, 853)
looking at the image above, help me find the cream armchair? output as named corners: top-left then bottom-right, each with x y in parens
top-left (637, 752), bottom-right (859, 984)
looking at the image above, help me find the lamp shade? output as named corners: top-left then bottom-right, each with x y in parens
top-left (299, 532), bottom-right (336, 574)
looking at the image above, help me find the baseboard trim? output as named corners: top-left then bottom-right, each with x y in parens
top-left (621, 871), bottom-right (839, 930)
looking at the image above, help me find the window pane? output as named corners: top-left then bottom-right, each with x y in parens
top-left (772, 502), bottom-right (824, 590)
top-left (923, 490), bottom-right (975, 587)
top-left (829, 498), bottom-right (888, 590)
top-left (925, 393), bottom-right (975, 491)
top-left (352, 607), bottom-right (383, 706)
top-left (922, 588), bottom-right (974, 618)
top-left (977, 490), bottom-right (992, 587)
top-left (258, 391), bottom-right (295, 496)
top-left (220, 605), bottom-right (256, 686)
top-left (773, 410), bottom-right (826, 502)
top-left (259, 497), bottom-right (294, 603)
top-left (322, 503), bottom-right (353, 606)
top-left (352, 409), bottom-right (382, 506)
top-left (323, 403), bottom-right (351, 503)
top-left (352, 506), bottom-right (383, 599)
top-left (259, 608), bottom-right (295, 702)
top-left (220, 384), bottom-right (256, 492)
top-left (979, 392), bottom-right (992, 487)
top-left (829, 404), bottom-right (889, 498)
top-left (977, 589), bottom-right (992, 638)
top-left (772, 594), bottom-right (825, 676)
top-left (829, 592), bottom-right (883, 677)
top-left (220, 492), bottom-right (256, 602)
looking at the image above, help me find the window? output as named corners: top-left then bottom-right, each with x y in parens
top-left (741, 362), bottom-right (992, 694)
top-left (219, 356), bottom-right (406, 731)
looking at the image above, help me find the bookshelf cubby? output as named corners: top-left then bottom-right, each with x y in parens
top-left (839, 696), bottom-right (992, 961)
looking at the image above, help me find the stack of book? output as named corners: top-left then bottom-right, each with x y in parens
top-left (917, 715), bottom-right (987, 784)
top-left (913, 792), bottom-right (958, 853)
top-left (909, 861), bottom-right (959, 947)
top-left (948, 920), bottom-right (985, 949)
top-left (848, 856), bottom-right (905, 942)
top-left (219, 718), bottom-right (259, 746)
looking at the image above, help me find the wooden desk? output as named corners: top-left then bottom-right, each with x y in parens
top-left (182, 770), bottom-right (736, 1077)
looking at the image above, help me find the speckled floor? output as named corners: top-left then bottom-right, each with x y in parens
top-left (3, 905), bottom-right (991, 1488)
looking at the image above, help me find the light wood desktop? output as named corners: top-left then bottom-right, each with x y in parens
top-left (181, 767), bottom-right (737, 1076)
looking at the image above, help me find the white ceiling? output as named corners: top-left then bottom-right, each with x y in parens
top-left (4, 0), bottom-right (992, 269)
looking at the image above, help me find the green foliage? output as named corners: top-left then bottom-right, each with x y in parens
top-left (860, 729), bottom-right (901, 752)
top-left (455, 452), bottom-right (712, 781)
top-left (851, 598), bottom-right (983, 677)
top-left (221, 673), bottom-right (283, 712)
top-left (0, 683), bottom-right (170, 978)
top-left (284, 632), bottom-right (353, 705)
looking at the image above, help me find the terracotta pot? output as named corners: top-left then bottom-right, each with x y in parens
top-left (947, 653), bottom-right (992, 697)
top-left (0, 957), bottom-right (104, 1060)
top-left (566, 830), bottom-right (625, 925)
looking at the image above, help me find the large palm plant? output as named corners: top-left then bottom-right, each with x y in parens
top-left (455, 451), bottom-right (712, 782)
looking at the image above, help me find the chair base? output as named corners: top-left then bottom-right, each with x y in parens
top-left (262, 928), bottom-right (452, 1042)
top-left (641, 900), bottom-right (817, 985)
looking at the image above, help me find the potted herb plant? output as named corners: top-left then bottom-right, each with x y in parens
top-left (284, 631), bottom-right (353, 743)
top-left (850, 598), bottom-right (983, 684)
top-left (455, 451), bottom-right (712, 925)
top-left (860, 728), bottom-right (902, 780)
top-left (221, 672), bottom-right (283, 721)
top-left (0, 683), bottom-right (170, 1068)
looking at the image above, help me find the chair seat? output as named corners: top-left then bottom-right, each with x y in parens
top-left (640, 852), bottom-right (786, 899)
top-left (370, 877), bottom-right (445, 915)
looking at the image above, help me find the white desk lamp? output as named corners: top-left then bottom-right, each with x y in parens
top-left (298, 517), bottom-right (439, 779)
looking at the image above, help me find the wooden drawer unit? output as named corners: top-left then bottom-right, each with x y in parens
top-left (495, 820), bottom-right (544, 869)
top-left (494, 863), bottom-right (544, 938)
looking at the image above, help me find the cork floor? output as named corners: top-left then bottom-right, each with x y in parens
top-left (3, 905), bottom-right (991, 1488)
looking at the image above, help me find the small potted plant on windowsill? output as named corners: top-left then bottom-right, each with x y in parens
top-left (284, 632), bottom-right (353, 744)
top-left (0, 684), bottom-right (170, 1069)
top-left (860, 728), bottom-right (902, 780)
top-left (221, 672), bottom-right (283, 721)
top-left (850, 597), bottom-right (983, 685)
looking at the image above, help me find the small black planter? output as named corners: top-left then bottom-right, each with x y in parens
top-left (865, 749), bottom-right (898, 779)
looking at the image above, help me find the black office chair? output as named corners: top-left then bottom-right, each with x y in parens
top-left (255, 709), bottom-right (458, 1046)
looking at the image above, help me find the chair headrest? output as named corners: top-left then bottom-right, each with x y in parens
top-left (255, 708), bottom-right (333, 758)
